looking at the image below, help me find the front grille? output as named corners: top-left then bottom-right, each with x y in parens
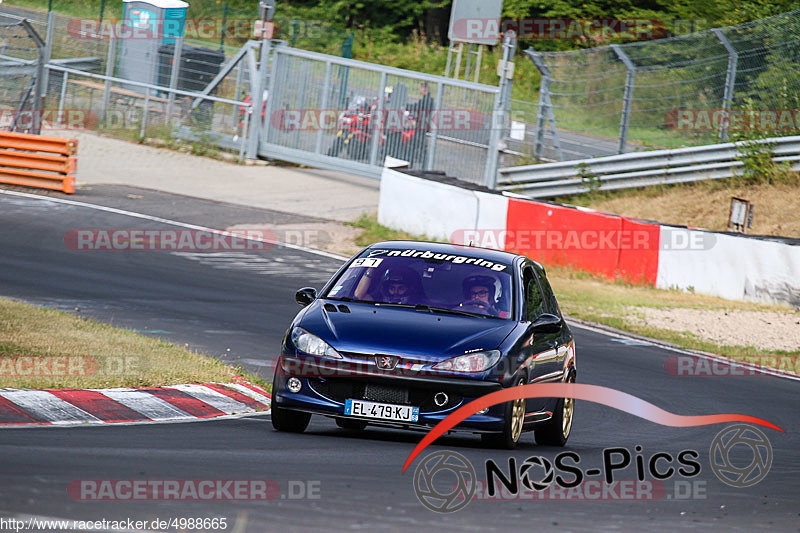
top-left (363, 384), bottom-right (408, 404)
top-left (308, 377), bottom-right (462, 412)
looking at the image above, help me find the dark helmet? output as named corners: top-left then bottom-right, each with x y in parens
top-left (463, 274), bottom-right (498, 302)
top-left (381, 266), bottom-right (421, 303)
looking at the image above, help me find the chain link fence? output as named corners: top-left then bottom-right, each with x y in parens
top-left (0, 4), bottom-right (257, 158)
top-left (529, 9), bottom-right (800, 161)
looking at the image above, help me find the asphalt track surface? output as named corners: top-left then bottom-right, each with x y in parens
top-left (0, 186), bottom-right (797, 532)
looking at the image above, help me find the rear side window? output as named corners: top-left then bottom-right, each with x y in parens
top-left (535, 267), bottom-right (562, 318)
top-left (524, 276), bottom-right (546, 321)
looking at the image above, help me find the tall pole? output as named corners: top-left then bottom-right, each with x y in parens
top-left (611, 44), bottom-right (636, 154)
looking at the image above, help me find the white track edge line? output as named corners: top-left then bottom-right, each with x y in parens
top-left (0, 188), bottom-right (350, 261)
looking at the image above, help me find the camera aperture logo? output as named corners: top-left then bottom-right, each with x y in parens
top-left (709, 424), bottom-right (772, 488)
top-left (412, 450), bottom-right (476, 513)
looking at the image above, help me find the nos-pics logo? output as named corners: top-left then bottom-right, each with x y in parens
top-left (412, 424), bottom-right (773, 513)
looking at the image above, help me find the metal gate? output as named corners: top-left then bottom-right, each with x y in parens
top-left (257, 43), bottom-right (503, 185)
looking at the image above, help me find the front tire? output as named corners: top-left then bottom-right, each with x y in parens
top-left (534, 370), bottom-right (575, 446)
top-left (482, 376), bottom-right (526, 449)
top-left (271, 404), bottom-right (311, 433)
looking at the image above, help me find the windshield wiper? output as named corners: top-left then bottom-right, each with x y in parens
top-left (369, 302), bottom-right (497, 319)
top-left (416, 305), bottom-right (491, 318)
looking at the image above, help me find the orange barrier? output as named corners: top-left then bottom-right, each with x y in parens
top-left (0, 131), bottom-right (77, 193)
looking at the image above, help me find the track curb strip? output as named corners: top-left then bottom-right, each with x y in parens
top-left (0, 380), bottom-right (271, 428)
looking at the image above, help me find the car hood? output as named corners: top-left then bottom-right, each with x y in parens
top-left (297, 300), bottom-right (516, 358)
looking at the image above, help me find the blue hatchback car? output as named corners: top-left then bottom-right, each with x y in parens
top-left (271, 241), bottom-right (576, 448)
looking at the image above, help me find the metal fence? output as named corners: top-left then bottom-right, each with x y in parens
top-left (0, 6), bottom-right (256, 160)
top-left (500, 135), bottom-right (800, 198)
top-left (530, 9), bottom-right (800, 161)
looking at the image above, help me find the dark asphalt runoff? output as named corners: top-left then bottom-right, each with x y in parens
top-left (0, 186), bottom-right (797, 532)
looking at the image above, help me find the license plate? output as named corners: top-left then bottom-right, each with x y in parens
top-left (344, 399), bottom-right (419, 422)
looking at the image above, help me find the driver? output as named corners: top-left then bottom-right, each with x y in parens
top-left (460, 275), bottom-right (500, 315)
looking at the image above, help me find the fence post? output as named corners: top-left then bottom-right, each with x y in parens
top-left (43, 11), bottom-right (55, 94)
top-left (18, 20), bottom-right (46, 134)
top-left (315, 61), bottom-right (333, 154)
top-left (232, 60), bottom-right (243, 124)
top-left (483, 31), bottom-right (516, 189)
top-left (140, 88), bottom-right (150, 138)
top-left (166, 36), bottom-right (183, 123)
top-left (249, 39), bottom-right (276, 159)
top-left (425, 81), bottom-right (444, 171)
top-left (527, 49), bottom-right (556, 160)
top-left (239, 104), bottom-right (250, 163)
top-left (368, 72), bottom-right (387, 166)
top-left (713, 28), bottom-right (738, 142)
top-left (102, 33), bottom-right (117, 125)
top-left (611, 44), bottom-right (635, 154)
top-left (58, 70), bottom-right (69, 124)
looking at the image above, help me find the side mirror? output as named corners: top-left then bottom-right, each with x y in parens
top-left (530, 313), bottom-right (562, 334)
top-left (295, 287), bottom-right (317, 307)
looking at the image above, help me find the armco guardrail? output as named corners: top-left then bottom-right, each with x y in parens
top-left (498, 136), bottom-right (800, 198)
top-left (0, 131), bottom-right (77, 193)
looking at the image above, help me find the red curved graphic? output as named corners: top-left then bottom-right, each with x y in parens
top-left (402, 383), bottom-right (783, 472)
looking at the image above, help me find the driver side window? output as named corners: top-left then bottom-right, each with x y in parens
top-left (524, 270), bottom-right (546, 322)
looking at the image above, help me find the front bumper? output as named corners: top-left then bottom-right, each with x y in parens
top-left (273, 355), bottom-right (507, 432)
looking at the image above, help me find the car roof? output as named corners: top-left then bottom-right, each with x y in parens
top-left (366, 241), bottom-right (525, 265)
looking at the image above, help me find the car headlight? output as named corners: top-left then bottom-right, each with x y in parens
top-left (432, 350), bottom-right (501, 373)
top-left (291, 327), bottom-right (342, 359)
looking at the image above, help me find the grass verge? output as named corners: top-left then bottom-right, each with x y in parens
top-left (346, 213), bottom-right (438, 248)
top-left (0, 297), bottom-right (270, 390)
top-left (558, 173), bottom-right (800, 238)
top-left (546, 266), bottom-right (798, 358)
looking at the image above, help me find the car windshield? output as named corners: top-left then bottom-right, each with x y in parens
top-left (324, 248), bottom-right (515, 319)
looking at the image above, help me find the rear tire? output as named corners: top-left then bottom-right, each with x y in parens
top-left (335, 418), bottom-right (367, 431)
top-left (481, 376), bottom-right (526, 449)
top-left (534, 370), bottom-right (575, 446)
top-left (271, 404), bottom-right (311, 433)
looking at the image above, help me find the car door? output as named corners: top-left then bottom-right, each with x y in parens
top-left (533, 263), bottom-right (573, 376)
top-left (520, 263), bottom-right (562, 413)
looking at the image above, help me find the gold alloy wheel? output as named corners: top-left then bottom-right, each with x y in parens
top-left (562, 379), bottom-right (575, 438)
top-left (510, 380), bottom-right (526, 442)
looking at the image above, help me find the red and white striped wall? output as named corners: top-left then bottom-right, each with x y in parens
top-left (0, 381), bottom-right (271, 427)
top-left (378, 167), bottom-right (800, 307)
